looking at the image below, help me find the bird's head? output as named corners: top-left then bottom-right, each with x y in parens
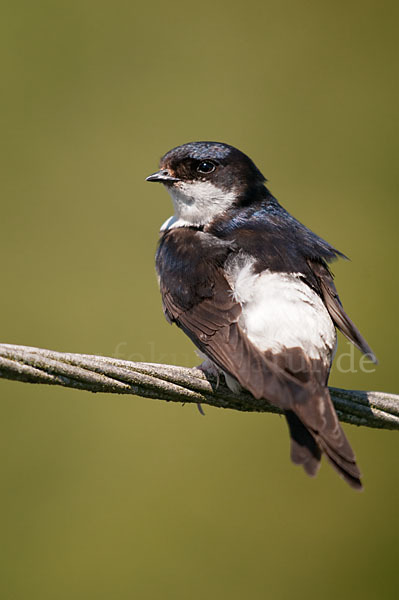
top-left (146, 141), bottom-right (266, 228)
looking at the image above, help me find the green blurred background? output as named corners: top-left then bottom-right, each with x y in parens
top-left (1, 1), bottom-right (398, 598)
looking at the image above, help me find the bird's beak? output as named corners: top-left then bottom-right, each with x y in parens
top-left (146, 169), bottom-right (180, 183)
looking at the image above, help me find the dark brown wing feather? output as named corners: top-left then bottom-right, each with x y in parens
top-left (162, 269), bottom-right (311, 409)
top-left (161, 265), bottom-right (362, 489)
top-left (309, 260), bottom-right (377, 363)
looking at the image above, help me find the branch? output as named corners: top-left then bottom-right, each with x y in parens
top-left (0, 343), bottom-right (398, 430)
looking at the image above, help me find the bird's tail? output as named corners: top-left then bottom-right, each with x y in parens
top-left (285, 387), bottom-right (362, 490)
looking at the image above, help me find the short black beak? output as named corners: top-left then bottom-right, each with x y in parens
top-left (146, 169), bottom-right (180, 183)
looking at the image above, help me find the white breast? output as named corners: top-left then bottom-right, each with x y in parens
top-left (227, 257), bottom-right (336, 366)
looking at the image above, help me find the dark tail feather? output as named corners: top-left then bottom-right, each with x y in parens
top-left (285, 389), bottom-right (363, 490)
top-left (285, 410), bottom-right (321, 477)
top-left (317, 437), bottom-right (363, 490)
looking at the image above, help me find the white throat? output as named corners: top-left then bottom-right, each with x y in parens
top-left (160, 181), bottom-right (236, 230)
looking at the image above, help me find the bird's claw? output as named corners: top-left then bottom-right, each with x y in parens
top-left (197, 359), bottom-right (220, 389)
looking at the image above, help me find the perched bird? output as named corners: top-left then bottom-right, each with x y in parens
top-left (146, 141), bottom-right (376, 489)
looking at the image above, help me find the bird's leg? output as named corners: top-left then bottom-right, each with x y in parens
top-left (194, 358), bottom-right (221, 415)
top-left (196, 358), bottom-right (220, 388)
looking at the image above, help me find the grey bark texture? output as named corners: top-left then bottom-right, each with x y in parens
top-left (0, 343), bottom-right (398, 430)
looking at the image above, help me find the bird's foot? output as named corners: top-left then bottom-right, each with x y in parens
top-left (196, 358), bottom-right (220, 389)
top-left (194, 359), bottom-right (222, 416)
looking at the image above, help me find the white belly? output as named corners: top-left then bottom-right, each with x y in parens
top-left (227, 258), bottom-right (336, 366)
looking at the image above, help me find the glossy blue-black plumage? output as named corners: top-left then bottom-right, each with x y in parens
top-left (207, 190), bottom-right (345, 292)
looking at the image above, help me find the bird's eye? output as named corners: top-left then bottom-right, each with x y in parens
top-left (197, 160), bottom-right (216, 174)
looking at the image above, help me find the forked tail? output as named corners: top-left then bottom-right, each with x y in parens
top-left (285, 387), bottom-right (362, 490)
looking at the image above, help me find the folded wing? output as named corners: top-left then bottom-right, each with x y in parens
top-left (309, 260), bottom-right (377, 363)
top-left (161, 263), bottom-right (362, 489)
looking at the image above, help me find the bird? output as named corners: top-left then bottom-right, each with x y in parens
top-left (146, 141), bottom-right (377, 490)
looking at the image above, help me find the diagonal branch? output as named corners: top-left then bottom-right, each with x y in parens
top-left (0, 343), bottom-right (398, 430)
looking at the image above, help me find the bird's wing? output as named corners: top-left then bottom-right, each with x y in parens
top-left (308, 260), bottom-right (377, 363)
top-left (161, 264), bottom-right (362, 489)
top-left (161, 264), bottom-right (312, 410)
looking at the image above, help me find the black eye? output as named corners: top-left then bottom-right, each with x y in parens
top-left (197, 160), bottom-right (216, 174)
